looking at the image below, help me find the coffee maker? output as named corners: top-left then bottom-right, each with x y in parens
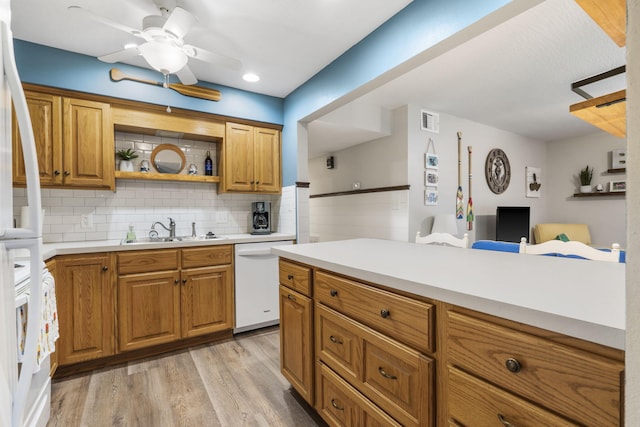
top-left (251, 202), bottom-right (271, 235)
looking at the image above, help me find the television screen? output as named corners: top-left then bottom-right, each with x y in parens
top-left (496, 206), bottom-right (530, 243)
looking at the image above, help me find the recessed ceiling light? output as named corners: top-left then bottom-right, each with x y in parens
top-left (243, 73), bottom-right (260, 82)
top-left (124, 43), bottom-right (138, 49)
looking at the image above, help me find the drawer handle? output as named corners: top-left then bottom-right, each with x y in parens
top-left (505, 358), bottom-right (522, 373)
top-left (497, 414), bottom-right (517, 427)
top-left (330, 289), bottom-right (338, 297)
top-left (287, 294), bottom-right (296, 301)
top-left (330, 399), bottom-right (344, 411)
top-left (287, 274), bottom-right (294, 280)
top-left (380, 308), bottom-right (390, 318)
top-left (378, 367), bottom-right (397, 380)
top-left (329, 335), bottom-right (343, 345)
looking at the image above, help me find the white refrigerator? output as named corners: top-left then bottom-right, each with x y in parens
top-left (0, 0), bottom-right (51, 426)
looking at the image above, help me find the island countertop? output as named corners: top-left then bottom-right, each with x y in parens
top-left (272, 238), bottom-right (625, 350)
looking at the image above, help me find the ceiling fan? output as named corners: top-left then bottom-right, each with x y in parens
top-left (68, 0), bottom-right (242, 85)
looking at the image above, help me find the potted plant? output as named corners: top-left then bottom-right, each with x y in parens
top-left (579, 165), bottom-right (593, 193)
top-left (116, 148), bottom-right (138, 172)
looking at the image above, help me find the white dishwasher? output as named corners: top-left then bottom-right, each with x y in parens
top-left (234, 240), bottom-right (293, 333)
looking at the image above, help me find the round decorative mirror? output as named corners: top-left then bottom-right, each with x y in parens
top-left (151, 144), bottom-right (186, 174)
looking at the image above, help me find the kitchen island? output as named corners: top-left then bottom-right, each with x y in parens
top-left (274, 238), bottom-right (625, 426)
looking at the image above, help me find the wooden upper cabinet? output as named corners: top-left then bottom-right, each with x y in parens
top-left (12, 91), bottom-right (63, 185)
top-left (63, 98), bottom-right (114, 189)
top-left (222, 122), bottom-right (281, 193)
top-left (12, 90), bottom-right (114, 190)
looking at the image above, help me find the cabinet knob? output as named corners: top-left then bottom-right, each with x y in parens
top-left (378, 366), bottom-right (397, 380)
top-left (330, 289), bottom-right (338, 297)
top-left (329, 335), bottom-right (343, 345)
top-left (64, 170), bottom-right (70, 176)
top-left (182, 279), bottom-right (187, 284)
top-left (54, 170), bottom-right (60, 176)
top-left (174, 279), bottom-right (179, 285)
top-left (380, 308), bottom-right (390, 318)
top-left (256, 181), bottom-right (260, 185)
top-left (287, 274), bottom-right (294, 280)
top-left (102, 266), bottom-right (108, 271)
top-left (330, 399), bottom-right (344, 411)
top-left (505, 358), bottom-right (522, 373)
top-left (287, 294), bottom-right (296, 301)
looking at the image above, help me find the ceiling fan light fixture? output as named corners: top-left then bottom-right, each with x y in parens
top-left (243, 73), bottom-right (260, 83)
top-left (139, 41), bottom-right (188, 74)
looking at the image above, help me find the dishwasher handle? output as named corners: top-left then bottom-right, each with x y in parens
top-left (236, 248), bottom-right (275, 257)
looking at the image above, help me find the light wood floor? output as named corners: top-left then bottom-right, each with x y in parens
top-left (47, 327), bottom-right (325, 427)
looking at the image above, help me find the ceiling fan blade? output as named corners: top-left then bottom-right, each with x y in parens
top-left (67, 5), bottom-right (142, 37)
top-left (175, 65), bottom-right (198, 85)
top-left (98, 47), bottom-right (140, 63)
top-left (163, 7), bottom-right (196, 40)
top-left (184, 45), bottom-right (242, 71)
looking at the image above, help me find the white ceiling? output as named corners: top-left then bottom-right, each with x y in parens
top-left (10, 0), bottom-right (413, 97)
top-left (11, 0), bottom-right (626, 160)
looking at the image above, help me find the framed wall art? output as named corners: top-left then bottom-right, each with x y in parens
top-left (525, 166), bottom-right (542, 198)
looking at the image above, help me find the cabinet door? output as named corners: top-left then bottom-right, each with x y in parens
top-left (56, 254), bottom-right (114, 365)
top-left (118, 270), bottom-right (181, 351)
top-left (62, 98), bottom-right (114, 189)
top-left (279, 285), bottom-right (314, 405)
top-left (253, 127), bottom-right (280, 193)
top-left (12, 91), bottom-right (63, 186)
top-left (181, 265), bottom-right (234, 338)
top-left (223, 122), bottom-right (254, 191)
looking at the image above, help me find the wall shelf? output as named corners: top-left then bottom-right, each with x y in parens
top-left (115, 171), bottom-right (220, 183)
top-left (606, 168), bottom-right (626, 174)
top-left (573, 191), bottom-right (625, 198)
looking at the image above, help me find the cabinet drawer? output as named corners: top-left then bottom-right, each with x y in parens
top-left (446, 310), bottom-right (623, 426)
top-left (182, 245), bottom-right (232, 268)
top-left (117, 249), bottom-right (178, 274)
top-left (279, 259), bottom-right (312, 296)
top-left (315, 271), bottom-right (433, 353)
top-left (448, 367), bottom-right (578, 427)
top-left (316, 304), bottom-right (433, 427)
top-left (317, 362), bottom-right (402, 427)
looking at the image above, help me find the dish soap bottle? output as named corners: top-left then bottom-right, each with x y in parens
top-left (205, 151), bottom-right (213, 176)
top-left (126, 225), bottom-right (137, 243)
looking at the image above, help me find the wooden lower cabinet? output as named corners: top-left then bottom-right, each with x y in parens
top-left (279, 284), bottom-right (314, 405)
top-left (117, 246), bottom-right (234, 352)
top-left (56, 253), bottom-right (114, 366)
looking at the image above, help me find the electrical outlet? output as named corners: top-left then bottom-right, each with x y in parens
top-left (80, 213), bottom-right (93, 229)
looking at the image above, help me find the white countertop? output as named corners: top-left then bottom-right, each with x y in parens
top-left (272, 238), bottom-right (625, 350)
top-left (37, 233), bottom-right (296, 260)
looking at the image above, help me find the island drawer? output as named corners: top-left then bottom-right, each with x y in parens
top-left (316, 361), bottom-right (402, 427)
top-left (117, 249), bottom-right (178, 274)
top-left (447, 367), bottom-right (578, 427)
top-left (316, 304), bottom-right (433, 427)
top-left (182, 245), bottom-right (232, 268)
top-left (279, 259), bottom-right (312, 296)
top-left (446, 309), bottom-right (623, 426)
top-left (314, 270), bottom-right (433, 353)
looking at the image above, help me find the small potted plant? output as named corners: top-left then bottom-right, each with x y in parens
top-left (116, 148), bottom-right (138, 172)
top-left (579, 165), bottom-right (593, 193)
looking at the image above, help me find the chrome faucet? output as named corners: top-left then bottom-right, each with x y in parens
top-left (151, 217), bottom-right (176, 239)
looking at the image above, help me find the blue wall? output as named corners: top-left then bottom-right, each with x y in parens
top-left (14, 40), bottom-right (284, 125)
top-left (281, 0), bottom-right (511, 186)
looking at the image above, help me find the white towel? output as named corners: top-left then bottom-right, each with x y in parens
top-left (16, 267), bottom-right (59, 372)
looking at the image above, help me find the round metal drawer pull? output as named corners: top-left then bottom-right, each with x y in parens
top-left (505, 358), bottom-right (522, 373)
top-left (380, 308), bottom-right (390, 318)
top-left (287, 294), bottom-right (296, 301)
top-left (54, 170), bottom-right (60, 176)
top-left (182, 279), bottom-right (187, 284)
top-left (102, 266), bottom-right (108, 271)
top-left (330, 399), bottom-right (344, 411)
top-left (64, 170), bottom-right (70, 176)
top-left (378, 367), bottom-right (397, 380)
top-left (330, 289), bottom-right (338, 297)
top-left (287, 274), bottom-right (294, 280)
top-left (329, 335), bottom-right (343, 345)
top-left (497, 414), bottom-right (516, 427)
top-left (174, 279), bottom-right (179, 284)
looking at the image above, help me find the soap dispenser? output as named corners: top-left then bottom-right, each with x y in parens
top-left (126, 225), bottom-right (137, 243)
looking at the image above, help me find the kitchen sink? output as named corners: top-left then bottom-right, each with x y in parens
top-left (120, 235), bottom-right (227, 245)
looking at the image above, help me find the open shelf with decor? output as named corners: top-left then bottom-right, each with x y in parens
top-left (572, 191), bottom-right (625, 198)
top-left (115, 171), bottom-right (219, 183)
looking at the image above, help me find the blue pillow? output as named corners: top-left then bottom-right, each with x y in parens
top-left (471, 240), bottom-right (520, 253)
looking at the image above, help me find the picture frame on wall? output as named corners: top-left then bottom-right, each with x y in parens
top-left (525, 166), bottom-right (542, 198)
top-left (425, 188), bottom-right (438, 206)
top-left (425, 153), bottom-right (439, 169)
top-left (610, 180), bottom-right (626, 192)
top-left (425, 170), bottom-right (438, 186)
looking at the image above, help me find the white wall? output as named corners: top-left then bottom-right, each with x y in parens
top-left (545, 131), bottom-right (626, 247)
top-left (407, 104), bottom-right (547, 242)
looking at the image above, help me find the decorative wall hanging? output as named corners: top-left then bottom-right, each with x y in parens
top-left (526, 166), bottom-right (542, 198)
top-left (485, 148), bottom-right (511, 194)
top-left (425, 188), bottom-right (438, 206)
top-left (424, 137), bottom-right (438, 206)
top-left (467, 146), bottom-right (473, 230)
top-left (110, 68), bottom-right (221, 102)
top-left (456, 132), bottom-right (464, 218)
